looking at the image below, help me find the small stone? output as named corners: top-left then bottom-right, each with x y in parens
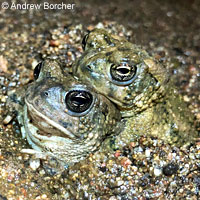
top-left (0, 55), bottom-right (8, 72)
top-left (114, 150), bottom-right (121, 157)
top-left (154, 168), bottom-right (162, 176)
top-left (0, 95), bottom-right (6, 102)
top-left (163, 163), bottom-right (179, 176)
top-left (120, 157), bottom-right (132, 167)
top-left (3, 115), bottom-right (13, 125)
top-left (145, 149), bottom-right (151, 157)
top-left (30, 158), bottom-right (41, 170)
top-left (109, 196), bottom-right (117, 200)
top-left (183, 95), bottom-right (190, 102)
top-left (189, 153), bottom-right (195, 160)
top-left (116, 179), bottom-right (124, 186)
top-left (131, 166), bottom-right (138, 172)
top-left (41, 194), bottom-right (47, 199)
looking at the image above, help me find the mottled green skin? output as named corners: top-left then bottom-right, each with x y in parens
top-left (8, 59), bottom-right (121, 165)
top-left (73, 29), bottom-right (198, 147)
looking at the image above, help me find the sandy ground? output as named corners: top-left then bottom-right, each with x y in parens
top-left (0, 0), bottom-right (199, 199)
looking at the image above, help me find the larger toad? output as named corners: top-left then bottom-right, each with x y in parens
top-left (7, 59), bottom-right (121, 165)
top-left (73, 29), bottom-right (198, 147)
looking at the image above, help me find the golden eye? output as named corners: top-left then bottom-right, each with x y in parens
top-left (110, 62), bottom-right (137, 82)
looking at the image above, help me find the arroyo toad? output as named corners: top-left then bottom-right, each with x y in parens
top-left (7, 59), bottom-right (121, 165)
top-left (73, 29), bottom-right (198, 147)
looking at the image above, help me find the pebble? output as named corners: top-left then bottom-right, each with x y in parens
top-left (29, 158), bottom-right (41, 171)
top-left (145, 148), bottom-right (151, 157)
top-left (3, 115), bottom-right (13, 125)
top-left (163, 163), bottom-right (179, 176)
top-left (0, 55), bottom-right (8, 72)
top-left (154, 167), bottom-right (162, 176)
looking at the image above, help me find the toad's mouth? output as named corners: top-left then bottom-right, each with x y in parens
top-left (24, 98), bottom-right (78, 140)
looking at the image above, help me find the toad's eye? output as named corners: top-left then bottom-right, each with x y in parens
top-left (65, 90), bottom-right (93, 114)
top-left (110, 62), bottom-right (137, 85)
top-left (82, 32), bottom-right (90, 51)
top-left (34, 62), bottom-right (43, 80)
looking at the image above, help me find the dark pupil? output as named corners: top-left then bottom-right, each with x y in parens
top-left (65, 90), bottom-right (93, 113)
top-left (117, 67), bottom-right (130, 75)
top-left (82, 33), bottom-right (89, 50)
top-left (34, 62), bottom-right (43, 80)
top-left (110, 63), bottom-right (136, 82)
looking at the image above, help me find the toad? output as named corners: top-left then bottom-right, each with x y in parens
top-left (73, 29), bottom-right (198, 147)
top-left (7, 59), bottom-right (121, 165)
